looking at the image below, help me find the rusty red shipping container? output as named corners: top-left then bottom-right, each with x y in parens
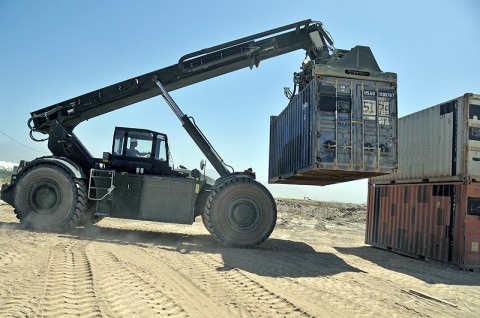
top-left (366, 182), bottom-right (480, 271)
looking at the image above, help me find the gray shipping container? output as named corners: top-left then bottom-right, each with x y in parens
top-left (370, 93), bottom-right (480, 185)
top-left (269, 74), bottom-right (398, 186)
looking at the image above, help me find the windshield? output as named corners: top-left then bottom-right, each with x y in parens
top-left (125, 132), bottom-right (153, 158)
top-left (112, 129), bottom-right (167, 161)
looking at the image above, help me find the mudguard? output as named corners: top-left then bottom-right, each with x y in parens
top-left (0, 156), bottom-right (86, 206)
top-left (211, 172), bottom-right (255, 190)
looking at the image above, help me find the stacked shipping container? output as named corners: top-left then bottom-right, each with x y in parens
top-left (367, 93), bottom-right (480, 271)
top-left (371, 93), bottom-right (480, 183)
top-left (366, 182), bottom-right (480, 270)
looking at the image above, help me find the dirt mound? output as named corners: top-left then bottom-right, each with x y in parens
top-left (276, 198), bottom-right (366, 230)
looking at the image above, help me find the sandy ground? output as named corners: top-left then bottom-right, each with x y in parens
top-left (1, 198), bottom-right (479, 317)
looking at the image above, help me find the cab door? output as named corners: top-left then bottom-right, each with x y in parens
top-left (110, 173), bottom-right (142, 219)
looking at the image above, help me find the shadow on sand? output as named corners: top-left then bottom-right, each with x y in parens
top-left (0, 220), bottom-right (363, 279)
top-left (72, 225), bottom-right (365, 278)
top-left (335, 246), bottom-right (480, 286)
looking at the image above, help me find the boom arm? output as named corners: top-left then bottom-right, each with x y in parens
top-left (153, 78), bottom-right (231, 176)
top-left (29, 19), bottom-right (333, 134)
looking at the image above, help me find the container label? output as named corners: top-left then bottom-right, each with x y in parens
top-left (378, 98), bottom-right (390, 116)
top-left (469, 127), bottom-right (480, 141)
top-left (379, 91), bottom-right (394, 119)
top-left (469, 104), bottom-right (480, 120)
top-left (363, 90), bottom-right (377, 121)
top-left (378, 117), bottom-right (390, 125)
top-left (363, 100), bottom-right (376, 120)
top-left (338, 114), bottom-right (350, 123)
top-left (378, 91), bottom-right (395, 98)
top-left (337, 100), bottom-right (350, 113)
top-left (363, 90), bottom-right (393, 124)
top-left (378, 95), bottom-right (390, 125)
top-left (472, 242), bottom-right (479, 253)
top-left (467, 197), bottom-right (480, 215)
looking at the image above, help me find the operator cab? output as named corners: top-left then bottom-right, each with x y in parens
top-left (108, 127), bottom-right (172, 175)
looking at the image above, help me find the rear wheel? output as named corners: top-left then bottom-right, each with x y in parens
top-left (203, 178), bottom-right (277, 248)
top-left (14, 165), bottom-right (86, 231)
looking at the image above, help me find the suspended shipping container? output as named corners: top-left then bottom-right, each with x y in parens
top-left (269, 68), bottom-right (397, 186)
top-left (366, 182), bottom-right (480, 271)
top-left (371, 93), bottom-right (480, 185)
top-left (269, 47), bottom-right (397, 186)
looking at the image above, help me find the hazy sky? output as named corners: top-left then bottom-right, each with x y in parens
top-left (0, 0), bottom-right (479, 202)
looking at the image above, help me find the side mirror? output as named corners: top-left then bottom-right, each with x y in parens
top-left (191, 169), bottom-right (201, 179)
top-left (200, 159), bottom-right (206, 170)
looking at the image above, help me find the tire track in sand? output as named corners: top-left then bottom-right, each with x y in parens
top-left (0, 233), bottom-right (52, 317)
top-left (86, 243), bottom-right (187, 317)
top-left (201, 247), bottom-right (412, 317)
top-left (38, 242), bottom-right (102, 318)
top-left (140, 246), bottom-right (312, 318)
top-left (0, 247), bottom-right (46, 316)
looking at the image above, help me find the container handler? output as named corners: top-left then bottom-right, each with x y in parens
top-left (1, 19), bottom-right (393, 247)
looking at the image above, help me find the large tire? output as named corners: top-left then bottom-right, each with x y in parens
top-left (203, 178), bottom-right (277, 248)
top-left (13, 165), bottom-right (87, 231)
top-left (77, 200), bottom-right (104, 227)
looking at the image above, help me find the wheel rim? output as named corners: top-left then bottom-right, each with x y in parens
top-left (225, 196), bottom-right (262, 233)
top-left (28, 179), bottom-right (62, 215)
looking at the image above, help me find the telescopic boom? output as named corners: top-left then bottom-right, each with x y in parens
top-left (28, 19), bottom-right (333, 135)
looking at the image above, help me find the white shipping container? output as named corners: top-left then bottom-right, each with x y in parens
top-left (370, 93), bottom-right (480, 184)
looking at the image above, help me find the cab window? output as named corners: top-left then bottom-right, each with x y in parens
top-left (126, 132), bottom-right (153, 158)
top-left (155, 135), bottom-right (167, 161)
top-left (113, 130), bottom-right (125, 155)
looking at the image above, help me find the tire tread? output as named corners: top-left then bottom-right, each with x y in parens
top-left (202, 178), bottom-right (276, 248)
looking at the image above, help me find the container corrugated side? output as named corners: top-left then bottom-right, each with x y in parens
top-left (366, 182), bottom-right (480, 271)
top-left (269, 76), bottom-right (397, 186)
top-left (370, 93), bottom-right (480, 184)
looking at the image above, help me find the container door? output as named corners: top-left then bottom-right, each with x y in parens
top-left (464, 185), bottom-right (480, 269)
top-left (357, 83), bottom-right (397, 172)
top-left (466, 95), bottom-right (480, 179)
top-left (316, 78), bottom-right (354, 167)
top-left (332, 78), bottom-right (354, 167)
top-left (371, 186), bottom-right (381, 243)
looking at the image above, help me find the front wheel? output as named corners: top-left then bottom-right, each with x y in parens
top-left (203, 178), bottom-right (277, 248)
top-left (13, 165), bottom-right (87, 231)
